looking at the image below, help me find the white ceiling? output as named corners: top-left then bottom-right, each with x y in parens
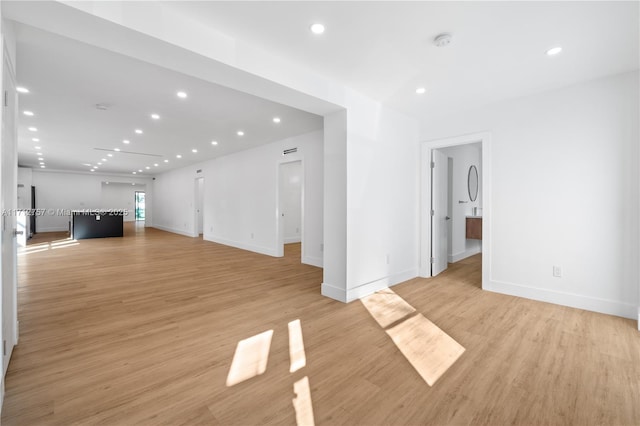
top-left (13, 1), bottom-right (639, 175)
top-left (15, 24), bottom-right (323, 175)
top-left (167, 1), bottom-right (639, 118)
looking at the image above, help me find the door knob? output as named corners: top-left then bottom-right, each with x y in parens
top-left (445, 216), bottom-right (451, 220)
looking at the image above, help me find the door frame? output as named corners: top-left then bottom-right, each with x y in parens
top-left (419, 132), bottom-right (491, 291)
top-left (276, 158), bottom-right (304, 260)
top-left (194, 177), bottom-right (204, 236)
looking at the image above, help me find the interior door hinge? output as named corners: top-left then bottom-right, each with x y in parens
top-left (430, 209), bottom-right (435, 216)
top-left (4, 90), bottom-right (8, 107)
top-left (430, 257), bottom-right (435, 264)
top-left (430, 161), bottom-right (435, 169)
top-left (3, 340), bottom-right (6, 356)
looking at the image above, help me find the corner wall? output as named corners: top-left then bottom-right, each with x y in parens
top-left (422, 71), bottom-right (640, 319)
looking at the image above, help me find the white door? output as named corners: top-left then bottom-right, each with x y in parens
top-left (2, 46), bottom-right (18, 375)
top-left (431, 150), bottom-right (449, 276)
top-left (196, 178), bottom-right (204, 235)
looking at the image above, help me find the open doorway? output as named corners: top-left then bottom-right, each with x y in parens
top-left (420, 132), bottom-right (491, 289)
top-left (278, 160), bottom-right (303, 262)
top-left (195, 177), bottom-right (204, 237)
top-left (135, 191), bottom-right (146, 222)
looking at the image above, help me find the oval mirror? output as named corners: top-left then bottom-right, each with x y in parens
top-left (468, 165), bottom-right (478, 202)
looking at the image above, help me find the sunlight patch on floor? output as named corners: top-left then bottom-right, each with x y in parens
top-left (386, 313), bottom-right (465, 386)
top-left (288, 319), bottom-right (307, 373)
top-left (293, 376), bottom-right (315, 426)
top-left (226, 329), bottom-right (274, 387)
top-left (361, 288), bottom-right (465, 386)
top-left (19, 238), bottom-right (79, 255)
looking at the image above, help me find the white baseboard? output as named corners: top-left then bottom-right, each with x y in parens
top-left (151, 225), bottom-right (197, 238)
top-left (0, 377), bottom-right (4, 416)
top-left (321, 282), bottom-right (347, 302)
top-left (284, 237), bottom-right (302, 244)
top-left (204, 235), bottom-right (278, 257)
top-left (448, 246), bottom-right (482, 263)
top-left (302, 255), bottom-right (323, 268)
top-left (487, 279), bottom-right (637, 320)
top-left (320, 268), bottom-right (420, 304)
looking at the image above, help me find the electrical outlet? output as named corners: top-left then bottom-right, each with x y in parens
top-left (553, 266), bottom-right (562, 278)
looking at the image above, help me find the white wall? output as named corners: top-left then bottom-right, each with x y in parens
top-left (422, 71), bottom-right (640, 319)
top-left (100, 182), bottom-right (146, 223)
top-left (280, 161), bottom-right (302, 244)
top-left (152, 130), bottom-right (325, 267)
top-left (32, 170), bottom-right (153, 231)
top-left (439, 143), bottom-right (482, 262)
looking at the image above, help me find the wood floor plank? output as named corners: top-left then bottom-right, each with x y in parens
top-left (2, 224), bottom-right (639, 425)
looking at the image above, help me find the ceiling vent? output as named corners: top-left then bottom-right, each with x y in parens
top-left (283, 148), bottom-right (298, 156)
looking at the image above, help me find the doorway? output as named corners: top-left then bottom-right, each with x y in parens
top-left (420, 132), bottom-right (491, 289)
top-left (195, 177), bottom-right (204, 236)
top-left (135, 191), bottom-right (146, 221)
top-left (278, 160), bottom-right (303, 261)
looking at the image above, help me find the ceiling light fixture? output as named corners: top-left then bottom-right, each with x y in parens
top-left (176, 154), bottom-right (182, 159)
top-left (416, 87), bottom-right (426, 94)
top-left (28, 127), bottom-right (38, 132)
top-left (164, 159), bottom-right (169, 163)
top-left (40, 165), bottom-right (45, 169)
top-left (310, 23), bottom-right (325, 34)
top-left (23, 111), bottom-right (34, 116)
top-left (107, 154), bottom-right (113, 157)
top-left (114, 148), bottom-right (121, 152)
top-left (151, 113), bottom-right (160, 120)
top-left (546, 46), bottom-right (563, 56)
top-left (38, 157), bottom-right (44, 161)
top-left (154, 163), bottom-right (159, 167)
top-left (135, 129), bottom-right (143, 134)
top-left (39, 162), bottom-right (44, 165)
top-left (177, 91), bottom-right (187, 99)
top-left (123, 140), bottom-right (130, 144)
top-left (16, 87), bottom-right (29, 94)
top-left (192, 149), bottom-right (198, 153)
top-left (434, 33), bottom-right (452, 47)
top-left (32, 138), bottom-right (40, 142)
top-left (35, 146), bottom-right (41, 150)
top-left (132, 172), bottom-right (137, 174)
top-left (138, 169), bottom-right (143, 172)
top-left (237, 131), bottom-right (244, 136)
top-left (101, 158), bottom-right (107, 162)
top-left (145, 166), bottom-right (150, 170)
top-left (211, 141), bottom-right (218, 146)
top-left (273, 117), bottom-right (281, 123)
top-left (97, 162), bottom-right (102, 165)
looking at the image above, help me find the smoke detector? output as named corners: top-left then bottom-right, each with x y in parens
top-left (434, 33), bottom-right (452, 47)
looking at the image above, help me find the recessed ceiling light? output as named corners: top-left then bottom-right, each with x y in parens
top-left (39, 162), bottom-right (44, 165)
top-left (123, 139), bottom-right (130, 144)
top-left (177, 91), bottom-right (187, 99)
top-left (101, 158), bottom-right (107, 162)
top-left (97, 162), bottom-right (102, 165)
top-left (151, 113), bottom-right (160, 120)
top-left (17, 87), bottom-right (29, 94)
top-left (416, 87), bottom-right (426, 94)
top-left (32, 138), bottom-right (39, 142)
top-left (310, 23), bottom-right (325, 34)
top-left (164, 159), bottom-right (169, 163)
top-left (273, 117), bottom-right (281, 123)
top-left (237, 131), bottom-right (244, 136)
top-left (105, 182), bottom-right (109, 185)
top-left (107, 154), bottom-right (113, 157)
top-left (144, 166), bottom-right (150, 170)
top-left (211, 141), bottom-right (218, 146)
top-left (40, 165), bottom-right (45, 168)
top-left (546, 46), bottom-right (563, 56)
top-left (35, 146), bottom-right (41, 150)
top-left (132, 172), bottom-right (137, 174)
top-left (38, 157), bottom-right (44, 161)
top-left (132, 183), bottom-right (135, 186)
top-left (176, 154), bottom-right (182, 158)
top-left (114, 148), bottom-right (121, 152)
top-left (28, 127), bottom-right (38, 132)
top-left (135, 129), bottom-right (143, 134)
top-left (23, 111), bottom-right (34, 116)
top-left (192, 149), bottom-right (198, 153)
top-left (94, 166), bottom-right (99, 169)
top-left (154, 163), bottom-right (159, 167)
top-left (138, 169), bottom-right (143, 172)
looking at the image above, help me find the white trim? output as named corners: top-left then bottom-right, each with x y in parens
top-left (419, 132), bottom-right (492, 294)
top-left (302, 255), bottom-right (323, 268)
top-left (487, 279), bottom-right (637, 320)
top-left (346, 268), bottom-right (418, 303)
top-left (284, 237), bottom-right (301, 244)
top-left (276, 157), bottom-right (304, 260)
top-left (448, 246), bottom-right (482, 263)
top-left (205, 235), bottom-right (278, 257)
top-left (151, 225), bottom-right (197, 238)
top-left (321, 282), bottom-right (346, 302)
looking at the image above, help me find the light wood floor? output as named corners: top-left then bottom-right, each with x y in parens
top-left (3, 224), bottom-right (640, 425)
